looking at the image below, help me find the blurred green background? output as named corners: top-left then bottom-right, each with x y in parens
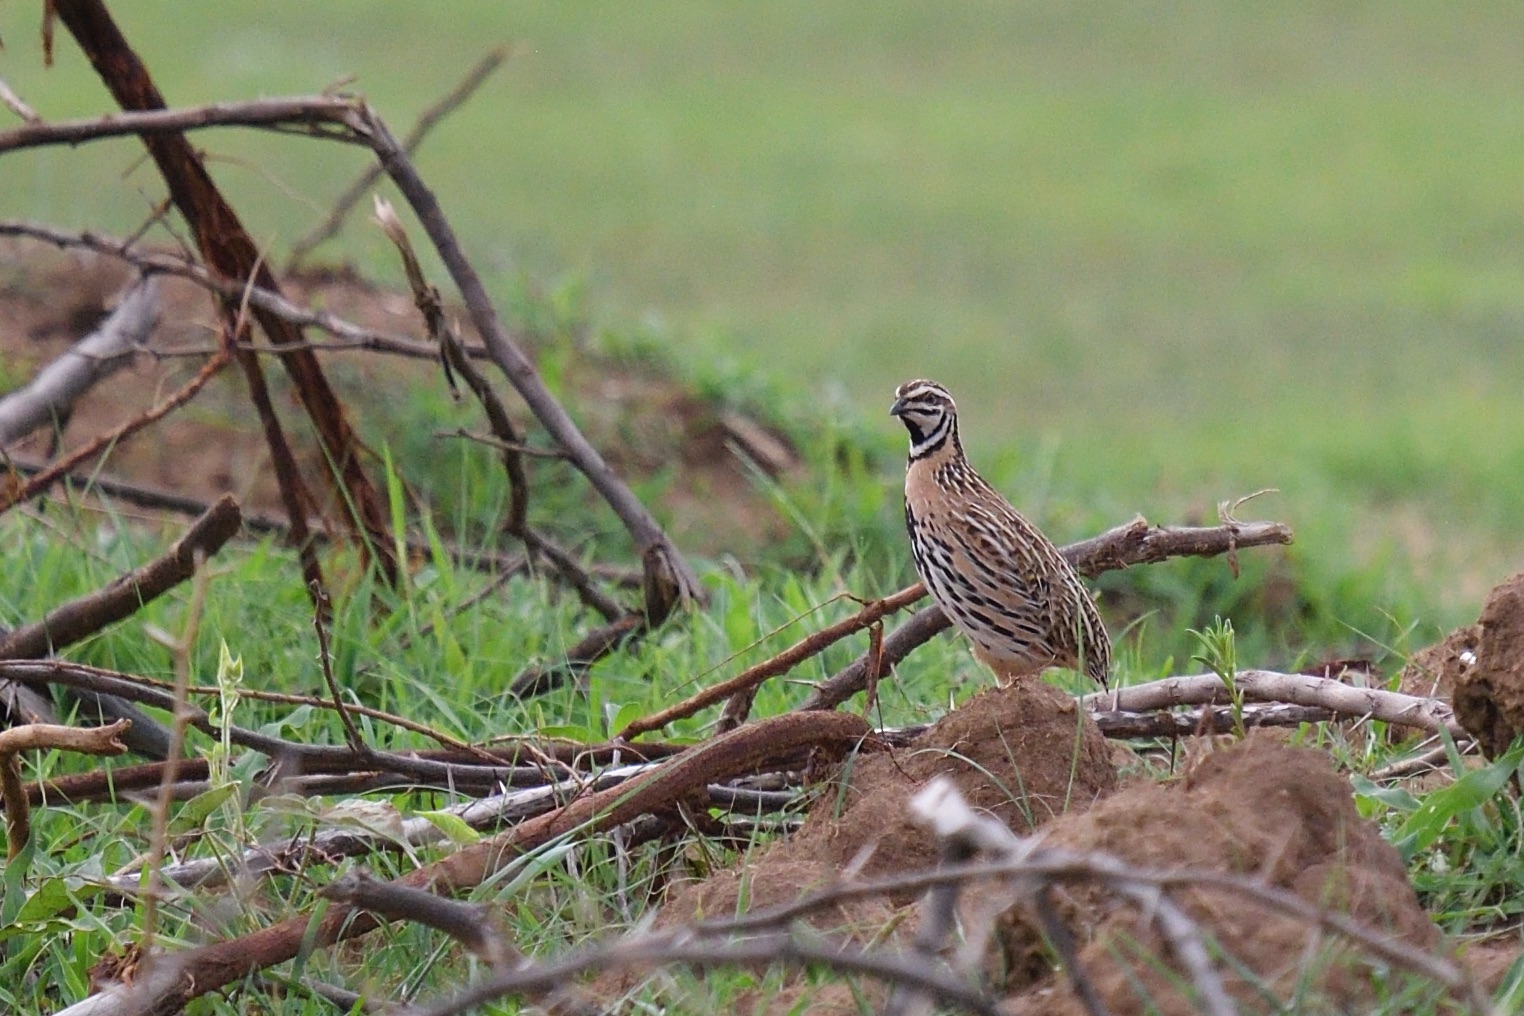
top-left (5, 1), bottom-right (1524, 617)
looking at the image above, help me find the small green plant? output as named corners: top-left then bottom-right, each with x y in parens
top-left (1189, 615), bottom-right (1244, 739)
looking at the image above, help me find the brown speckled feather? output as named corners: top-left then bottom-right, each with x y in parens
top-left (892, 379), bottom-right (1110, 687)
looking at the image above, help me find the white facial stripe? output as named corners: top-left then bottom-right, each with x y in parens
top-left (909, 412), bottom-right (952, 458)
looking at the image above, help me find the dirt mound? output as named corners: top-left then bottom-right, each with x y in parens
top-left (1001, 737), bottom-right (1441, 1015)
top-left (604, 680), bottom-right (1116, 1011)
top-left (1398, 622), bottom-right (1478, 701)
top-left (0, 237), bottom-right (795, 554)
top-left (660, 679), bottom-right (1117, 929)
top-left (1453, 571), bottom-right (1524, 758)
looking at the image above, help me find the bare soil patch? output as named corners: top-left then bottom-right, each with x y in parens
top-left (0, 238), bottom-right (795, 555)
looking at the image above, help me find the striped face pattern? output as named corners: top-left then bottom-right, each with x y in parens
top-left (891, 379), bottom-right (1111, 688)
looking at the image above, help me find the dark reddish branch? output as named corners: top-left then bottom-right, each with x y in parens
top-left (50, 0), bottom-right (397, 590)
top-left (0, 495), bottom-right (241, 659)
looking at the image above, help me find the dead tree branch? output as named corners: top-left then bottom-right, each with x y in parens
top-left (799, 517), bottom-right (1293, 711)
top-left (0, 220), bottom-right (454, 361)
top-left (0, 276), bottom-right (160, 445)
top-left (1, 719), bottom-right (130, 858)
top-left (45, 2), bottom-right (399, 589)
top-left (0, 495), bottom-right (241, 659)
top-left (287, 45), bottom-right (510, 269)
top-left (1083, 670), bottom-right (1464, 739)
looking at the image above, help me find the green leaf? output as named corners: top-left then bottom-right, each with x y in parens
top-left (1350, 774), bottom-right (1421, 815)
top-left (418, 810), bottom-right (481, 846)
top-left (12, 878), bottom-right (101, 924)
top-left (168, 783), bottom-right (239, 835)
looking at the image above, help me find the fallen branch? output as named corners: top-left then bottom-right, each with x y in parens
top-left (0, 659), bottom-right (552, 790)
top-left (802, 517), bottom-right (1294, 711)
top-left (1, 719), bottom-right (130, 858)
top-left (0, 495), bottom-right (241, 659)
top-left (0, 276), bottom-right (160, 445)
top-left (1083, 670), bottom-right (1463, 739)
top-left (1090, 701), bottom-right (1336, 738)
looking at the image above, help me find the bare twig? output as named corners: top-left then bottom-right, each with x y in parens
top-left (1083, 671), bottom-right (1463, 739)
top-left (312, 589), bottom-right (366, 754)
top-left (0, 220), bottom-right (455, 361)
top-left (0, 76), bottom-right (41, 123)
top-left (287, 45), bottom-right (510, 268)
top-left (802, 518), bottom-right (1295, 711)
top-left (619, 584), bottom-right (925, 740)
top-left (0, 95), bottom-right (364, 154)
top-left (1, 719), bottom-right (130, 858)
top-left (0, 276), bottom-right (160, 445)
top-left (411, 934), bottom-right (1006, 1016)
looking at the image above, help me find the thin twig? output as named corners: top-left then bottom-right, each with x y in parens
top-left (0, 220), bottom-right (456, 361)
top-left (620, 584), bottom-right (924, 739)
top-left (138, 550), bottom-right (210, 955)
top-left (286, 46), bottom-right (510, 269)
top-left (311, 588), bottom-right (366, 754)
top-left (0, 76), bottom-right (41, 123)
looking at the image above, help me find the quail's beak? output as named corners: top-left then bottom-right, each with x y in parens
top-left (889, 397), bottom-right (908, 418)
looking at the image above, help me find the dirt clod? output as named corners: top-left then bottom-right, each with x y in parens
top-left (660, 679), bottom-right (1117, 928)
top-left (1454, 571), bottom-right (1524, 758)
top-left (1001, 736), bottom-right (1441, 1015)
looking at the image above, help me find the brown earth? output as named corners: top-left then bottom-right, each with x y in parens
top-left (617, 702), bottom-right (1453, 1015)
top-left (1400, 567), bottom-right (1524, 761)
top-left (1452, 570), bottom-right (1524, 759)
top-left (0, 237), bottom-right (796, 556)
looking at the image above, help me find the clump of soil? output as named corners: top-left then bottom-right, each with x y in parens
top-left (659, 679), bottom-right (1117, 929)
top-left (1452, 570), bottom-right (1524, 759)
top-left (0, 237), bottom-right (796, 555)
top-left (1001, 737), bottom-right (1440, 1015)
top-left (639, 712), bottom-right (1442, 1015)
top-left (1398, 622), bottom-right (1478, 701)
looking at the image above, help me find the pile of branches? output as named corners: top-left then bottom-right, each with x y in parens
top-left (0, 3), bottom-right (1486, 1015)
